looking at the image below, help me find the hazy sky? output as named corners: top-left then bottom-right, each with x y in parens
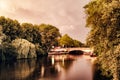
top-left (0, 0), bottom-right (90, 43)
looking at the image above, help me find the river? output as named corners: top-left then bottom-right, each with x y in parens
top-left (0, 54), bottom-right (96, 80)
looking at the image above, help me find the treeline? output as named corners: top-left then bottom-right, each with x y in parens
top-left (0, 16), bottom-right (61, 61)
top-left (59, 34), bottom-right (85, 47)
top-left (0, 16), bottom-right (84, 61)
top-left (84, 0), bottom-right (120, 80)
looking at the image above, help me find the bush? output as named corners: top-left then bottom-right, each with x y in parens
top-left (11, 39), bottom-right (37, 59)
top-left (0, 42), bottom-right (17, 61)
top-left (35, 44), bottom-right (47, 57)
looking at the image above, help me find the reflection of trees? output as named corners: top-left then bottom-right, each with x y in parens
top-left (0, 56), bottom-right (74, 80)
top-left (60, 58), bottom-right (93, 80)
top-left (25, 57), bottom-right (61, 80)
top-left (48, 55), bottom-right (74, 71)
top-left (24, 56), bottom-right (73, 80)
top-left (57, 60), bottom-right (73, 71)
top-left (0, 59), bottom-right (36, 80)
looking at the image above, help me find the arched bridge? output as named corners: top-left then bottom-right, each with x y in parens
top-left (49, 47), bottom-right (93, 55)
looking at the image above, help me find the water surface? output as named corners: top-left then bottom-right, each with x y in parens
top-left (0, 54), bottom-right (95, 80)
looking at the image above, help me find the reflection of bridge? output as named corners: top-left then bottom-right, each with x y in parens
top-left (49, 48), bottom-right (93, 55)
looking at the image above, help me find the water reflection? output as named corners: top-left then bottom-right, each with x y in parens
top-left (59, 57), bottom-right (93, 80)
top-left (0, 59), bottom-right (36, 80)
top-left (0, 55), bottom-right (94, 80)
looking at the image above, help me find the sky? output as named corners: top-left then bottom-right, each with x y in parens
top-left (0, 0), bottom-right (90, 43)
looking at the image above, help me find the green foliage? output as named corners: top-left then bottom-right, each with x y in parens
top-left (0, 27), bottom-right (7, 61)
top-left (0, 48), bottom-right (6, 61)
top-left (21, 23), bottom-right (42, 45)
top-left (39, 24), bottom-right (61, 52)
top-left (0, 42), bottom-right (18, 61)
top-left (0, 16), bottom-right (62, 59)
top-left (73, 40), bottom-right (84, 47)
top-left (11, 39), bottom-right (37, 59)
top-left (0, 16), bottom-right (21, 41)
top-left (59, 34), bottom-right (84, 47)
top-left (85, 0), bottom-right (120, 80)
top-left (59, 34), bottom-right (74, 47)
top-left (35, 44), bottom-right (46, 57)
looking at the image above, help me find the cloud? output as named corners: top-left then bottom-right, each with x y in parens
top-left (0, 0), bottom-right (90, 42)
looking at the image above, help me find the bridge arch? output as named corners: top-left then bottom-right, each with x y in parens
top-left (68, 50), bottom-right (84, 55)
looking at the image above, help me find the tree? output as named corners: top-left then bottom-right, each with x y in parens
top-left (0, 16), bottom-right (62, 56)
top-left (21, 23), bottom-right (42, 45)
top-left (0, 16), bottom-right (21, 41)
top-left (0, 26), bottom-right (6, 61)
top-left (59, 34), bottom-right (84, 47)
top-left (11, 39), bottom-right (37, 59)
top-left (39, 24), bottom-right (61, 52)
top-left (59, 34), bottom-right (74, 47)
top-left (84, 0), bottom-right (120, 80)
top-left (73, 40), bottom-right (84, 47)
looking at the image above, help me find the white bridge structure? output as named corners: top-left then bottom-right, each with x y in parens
top-left (49, 47), bottom-right (93, 55)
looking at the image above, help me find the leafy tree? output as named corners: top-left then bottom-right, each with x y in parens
top-left (84, 0), bottom-right (120, 80)
top-left (59, 34), bottom-right (84, 47)
top-left (21, 23), bottom-right (41, 45)
top-left (39, 24), bottom-right (61, 52)
top-left (0, 16), bottom-right (62, 58)
top-left (59, 34), bottom-right (74, 47)
top-left (73, 40), bottom-right (84, 47)
top-left (0, 26), bottom-right (6, 61)
top-left (0, 16), bottom-right (21, 41)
